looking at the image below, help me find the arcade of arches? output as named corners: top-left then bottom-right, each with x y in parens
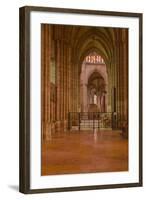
top-left (41, 24), bottom-right (128, 175)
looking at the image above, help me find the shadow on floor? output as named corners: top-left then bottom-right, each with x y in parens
top-left (8, 185), bottom-right (19, 192)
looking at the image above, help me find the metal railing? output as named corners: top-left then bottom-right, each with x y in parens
top-left (68, 112), bottom-right (116, 131)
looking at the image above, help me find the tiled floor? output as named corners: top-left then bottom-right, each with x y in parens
top-left (41, 130), bottom-right (128, 175)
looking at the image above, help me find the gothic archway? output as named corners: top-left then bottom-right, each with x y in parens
top-left (80, 52), bottom-right (108, 112)
top-left (88, 72), bottom-right (107, 112)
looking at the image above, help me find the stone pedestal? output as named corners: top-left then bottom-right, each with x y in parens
top-left (42, 122), bottom-right (52, 141)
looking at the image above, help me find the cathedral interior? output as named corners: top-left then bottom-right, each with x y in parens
top-left (41, 24), bottom-right (128, 175)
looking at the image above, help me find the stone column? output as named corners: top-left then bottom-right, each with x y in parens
top-left (66, 44), bottom-right (69, 129)
top-left (116, 38), bottom-right (121, 126)
top-left (107, 61), bottom-right (112, 112)
top-left (80, 84), bottom-right (83, 112)
top-left (63, 43), bottom-right (67, 131)
top-left (60, 40), bottom-right (64, 130)
top-left (116, 31), bottom-right (128, 127)
top-left (76, 63), bottom-right (79, 112)
top-left (122, 30), bottom-right (128, 121)
top-left (119, 40), bottom-right (124, 121)
top-left (55, 39), bottom-right (61, 132)
top-left (104, 84), bottom-right (108, 112)
top-left (71, 62), bottom-right (75, 112)
top-left (82, 83), bottom-right (88, 112)
top-left (41, 25), bottom-right (51, 141)
top-left (68, 47), bottom-right (71, 113)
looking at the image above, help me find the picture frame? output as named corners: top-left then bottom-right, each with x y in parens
top-left (19, 6), bottom-right (143, 194)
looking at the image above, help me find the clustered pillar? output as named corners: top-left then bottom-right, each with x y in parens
top-left (41, 25), bottom-right (80, 140)
top-left (41, 25), bottom-right (51, 140)
top-left (112, 29), bottom-right (128, 134)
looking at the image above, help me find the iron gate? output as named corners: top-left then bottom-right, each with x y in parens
top-left (68, 112), bottom-right (115, 130)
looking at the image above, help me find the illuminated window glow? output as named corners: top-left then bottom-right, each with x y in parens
top-left (85, 55), bottom-right (105, 64)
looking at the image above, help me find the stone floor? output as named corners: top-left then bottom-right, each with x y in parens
top-left (41, 130), bottom-right (128, 176)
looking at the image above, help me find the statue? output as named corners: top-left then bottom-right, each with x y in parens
top-left (93, 93), bottom-right (97, 105)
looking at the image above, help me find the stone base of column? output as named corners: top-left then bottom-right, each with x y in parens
top-left (50, 122), bottom-right (55, 135)
top-left (121, 122), bottom-right (128, 138)
top-left (60, 120), bottom-right (64, 132)
top-left (63, 120), bottom-right (68, 132)
top-left (55, 121), bottom-right (61, 133)
top-left (42, 121), bottom-right (52, 141)
top-left (54, 120), bottom-right (69, 133)
top-left (121, 117), bottom-right (128, 138)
